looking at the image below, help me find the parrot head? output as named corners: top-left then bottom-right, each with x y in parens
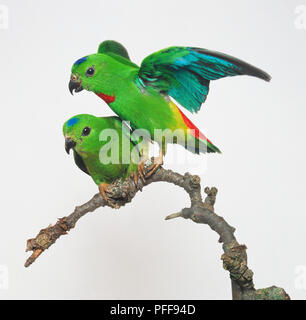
top-left (63, 114), bottom-right (102, 158)
top-left (68, 54), bottom-right (107, 95)
top-left (68, 41), bottom-right (137, 100)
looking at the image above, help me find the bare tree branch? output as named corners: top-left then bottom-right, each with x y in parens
top-left (25, 166), bottom-right (290, 300)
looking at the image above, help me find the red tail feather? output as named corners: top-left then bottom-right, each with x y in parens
top-left (176, 107), bottom-right (212, 144)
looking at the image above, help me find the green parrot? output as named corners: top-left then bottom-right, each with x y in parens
top-left (63, 114), bottom-right (140, 204)
top-left (69, 40), bottom-right (271, 177)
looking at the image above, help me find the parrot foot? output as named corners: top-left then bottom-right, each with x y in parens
top-left (98, 183), bottom-right (119, 208)
top-left (145, 155), bottom-right (163, 178)
top-left (137, 161), bottom-right (146, 183)
top-left (130, 172), bottom-right (140, 189)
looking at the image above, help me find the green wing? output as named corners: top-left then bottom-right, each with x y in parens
top-left (98, 40), bottom-right (130, 60)
top-left (138, 46), bottom-right (271, 113)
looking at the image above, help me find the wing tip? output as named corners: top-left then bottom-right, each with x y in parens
top-left (248, 67), bottom-right (272, 82)
top-left (190, 46), bottom-right (272, 82)
top-left (264, 73), bottom-right (272, 82)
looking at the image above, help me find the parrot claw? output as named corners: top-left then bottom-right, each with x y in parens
top-left (137, 162), bottom-right (146, 183)
top-left (98, 183), bottom-right (119, 208)
top-left (130, 172), bottom-right (139, 188)
top-left (145, 156), bottom-right (163, 178)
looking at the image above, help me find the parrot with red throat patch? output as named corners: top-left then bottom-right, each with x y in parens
top-left (69, 40), bottom-right (271, 178)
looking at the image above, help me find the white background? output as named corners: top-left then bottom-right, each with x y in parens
top-left (0, 0), bottom-right (305, 299)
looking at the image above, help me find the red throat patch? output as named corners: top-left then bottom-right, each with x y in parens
top-left (95, 92), bottom-right (116, 104)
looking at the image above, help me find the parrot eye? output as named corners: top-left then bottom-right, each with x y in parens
top-left (82, 127), bottom-right (91, 136)
top-left (86, 66), bottom-right (95, 77)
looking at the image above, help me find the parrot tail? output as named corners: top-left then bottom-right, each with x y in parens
top-left (192, 136), bottom-right (221, 154)
top-left (176, 106), bottom-right (221, 154)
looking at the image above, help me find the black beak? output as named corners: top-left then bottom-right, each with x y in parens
top-left (65, 137), bottom-right (76, 154)
top-left (69, 78), bottom-right (83, 95)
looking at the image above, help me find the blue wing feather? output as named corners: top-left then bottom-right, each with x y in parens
top-left (168, 69), bottom-right (209, 111)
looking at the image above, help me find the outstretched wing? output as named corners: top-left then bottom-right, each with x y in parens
top-left (138, 46), bottom-right (271, 113)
